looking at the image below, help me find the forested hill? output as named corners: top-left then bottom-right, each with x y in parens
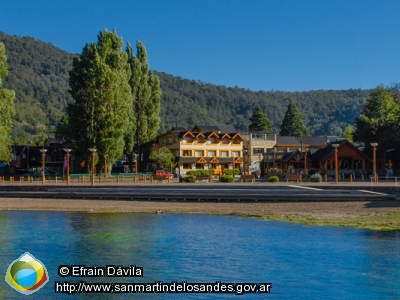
top-left (156, 71), bottom-right (369, 135)
top-left (0, 31), bottom-right (370, 143)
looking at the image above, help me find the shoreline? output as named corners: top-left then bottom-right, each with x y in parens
top-left (1, 197), bottom-right (400, 231)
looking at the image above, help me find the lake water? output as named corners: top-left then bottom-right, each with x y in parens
top-left (0, 211), bottom-right (399, 299)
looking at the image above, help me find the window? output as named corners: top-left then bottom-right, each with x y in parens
top-left (221, 151), bottom-right (228, 157)
top-left (167, 138), bottom-right (172, 144)
top-left (232, 138), bottom-right (241, 144)
top-left (195, 164), bottom-right (202, 169)
top-left (209, 137), bottom-right (217, 143)
top-left (232, 151), bottom-right (240, 157)
top-left (195, 150), bottom-right (204, 157)
top-left (207, 150), bottom-right (216, 157)
top-left (175, 150), bottom-right (179, 156)
top-left (184, 137), bottom-right (192, 143)
top-left (253, 148), bottom-right (264, 154)
top-left (183, 164), bottom-right (190, 169)
top-left (223, 138), bottom-right (229, 144)
top-left (183, 150), bottom-right (192, 157)
top-left (252, 133), bottom-right (264, 140)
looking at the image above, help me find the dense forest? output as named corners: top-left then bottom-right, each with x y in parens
top-left (0, 31), bottom-right (371, 144)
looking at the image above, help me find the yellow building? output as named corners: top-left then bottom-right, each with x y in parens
top-left (153, 125), bottom-right (243, 175)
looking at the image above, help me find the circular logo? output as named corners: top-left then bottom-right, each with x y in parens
top-left (5, 252), bottom-right (49, 295)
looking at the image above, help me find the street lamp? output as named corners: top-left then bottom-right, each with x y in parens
top-left (88, 148), bottom-right (97, 186)
top-left (39, 149), bottom-right (47, 185)
top-left (333, 144), bottom-right (339, 183)
top-left (303, 148), bottom-right (308, 179)
top-left (371, 143), bottom-right (378, 182)
top-left (132, 153), bottom-right (138, 176)
top-left (63, 149), bottom-right (72, 185)
top-left (103, 155), bottom-right (108, 179)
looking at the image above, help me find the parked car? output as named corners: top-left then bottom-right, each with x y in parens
top-left (251, 170), bottom-right (261, 179)
top-left (152, 170), bottom-right (174, 179)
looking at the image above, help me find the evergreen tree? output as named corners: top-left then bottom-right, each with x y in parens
top-left (67, 29), bottom-right (132, 172)
top-left (0, 42), bottom-right (15, 162)
top-left (248, 105), bottom-right (272, 133)
top-left (354, 85), bottom-right (400, 164)
top-left (343, 125), bottom-right (354, 142)
top-left (279, 99), bottom-right (310, 136)
top-left (125, 41), bottom-right (161, 171)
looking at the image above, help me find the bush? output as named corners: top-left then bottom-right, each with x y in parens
top-left (186, 170), bottom-right (214, 176)
top-left (267, 176), bottom-right (279, 182)
top-left (183, 175), bottom-right (196, 183)
top-left (223, 169), bottom-right (240, 176)
top-left (310, 173), bottom-right (322, 182)
top-left (220, 175), bottom-right (235, 182)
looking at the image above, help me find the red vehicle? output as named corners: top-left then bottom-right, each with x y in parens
top-left (152, 170), bottom-right (174, 179)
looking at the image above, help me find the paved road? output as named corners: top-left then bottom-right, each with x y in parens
top-left (0, 183), bottom-right (395, 202)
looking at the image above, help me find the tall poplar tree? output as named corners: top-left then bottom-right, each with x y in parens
top-left (125, 41), bottom-right (161, 171)
top-left (0, 42), bottom-right (15, 162)
top-left (279, 99), bottom-right (310, 136)
top-left (248, 105), bottom-right (272, 133)
top-left (67, 29), bottom-right (132, 172)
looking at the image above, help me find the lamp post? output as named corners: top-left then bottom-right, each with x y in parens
top-left (135, 153), bottom-right (138, 176)
top-left (39, 149), bottom-right (47, 185)
top-left (103, 155), bottom-right (108, 179)
top-left (232, 155), bottom-right (235, 178)
top-left (371, 143), bottom-right (378, 182)
top-left (88, 148), bottom-right (97, 186)
top-left (63, 149), bottom-right (72, 185)
top-left (333, 144), bottom-right (339, 183)
top-left (303, 148), bottom-right (308, 179)
top-left (273, 148), bottom-right (277, 175)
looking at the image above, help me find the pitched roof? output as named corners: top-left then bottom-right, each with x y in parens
top-left (191, 124), bottom-right (237, 133)
top-left (295, 136), bottom-right (329, 147)
top-left (311, 140), bottom-right (370, 162)
top-left (276, 136), bottom-right (301, 145)
top-left (216, 125), bottom-right (237, 133)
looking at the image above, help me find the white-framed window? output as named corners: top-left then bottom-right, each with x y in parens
top-left (184, 137), bottom-right (192, 143)
top-left (195, 150), bottom-right (204, 157)
top-left (207, 150), bottom-right (216, 157)
top-left (221, 151), bottom-right (228, 157)
top-left (232, 151), bottom-right (240, 157)
top-left (183, 150), bottom-right (192, 156)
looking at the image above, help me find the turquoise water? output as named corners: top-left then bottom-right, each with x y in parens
top-left (0, 211), bottom-right (399, 299)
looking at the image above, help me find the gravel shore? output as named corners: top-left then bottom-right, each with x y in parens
top-left (0, 197), bottom-right (399, 216)
top-left (1, 197), bottom-right (400, 230)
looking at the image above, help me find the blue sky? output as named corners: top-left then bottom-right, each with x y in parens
top-left (1, 0), bottom-right (399, 92)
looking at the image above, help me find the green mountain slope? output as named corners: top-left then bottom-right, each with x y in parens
top-left (0, 31), bottom-right (370, 143)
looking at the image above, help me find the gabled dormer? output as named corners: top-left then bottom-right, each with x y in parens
top-left (182, 131), bottom-right (195, 143)
top-left (207, 132), bottom-right (220, 144)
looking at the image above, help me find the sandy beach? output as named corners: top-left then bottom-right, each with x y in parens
top-left (1, 197), bottom-right (400, 230)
